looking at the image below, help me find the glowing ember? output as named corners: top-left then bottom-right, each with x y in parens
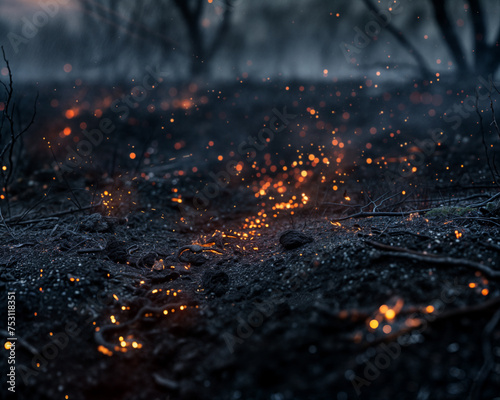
top-left (97, 345), bottom-right (113, 356)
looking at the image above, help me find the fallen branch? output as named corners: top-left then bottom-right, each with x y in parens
top-left (324, 192), bottom-right (500, 222)
top-left (5, 203), bottom-right (101, 225)
top-left (365, 240), bottom-right (500, 279)
top-left (76, 246), bottom-right (105, 254)
top-left (454, 216), bottom-right (500, 227)
top-left (331, 209), bottom-right (432, 222)
top-left (467, 192), bottom-right (500, 208)
top-left (468, 308), bottom-right (500, 400)
top-left (9, 217), bottom-right (59, 226)
top-left (331, 192), bottom-right (500, 222)
top-left (369, 228), bottom-right (431, 240)
top-left (0, 207), bottom-right (15, 239)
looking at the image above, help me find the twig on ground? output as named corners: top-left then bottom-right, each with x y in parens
top-left (467, 308), bottom-right (500, 400)
top-left (329, 192), bottom-right (500, 222)
top-left (369, 192), bottom-right (402, 213)
top-left (5, 203), bottom-right (101, 225)
top-left (454, 217), bottom-right (500, 227)
top-left (365, 240), bottom-right (500, 279)
top-left (467, 192), bottom-right (500, 208)
top-left (320, 202), bottom-right (360, 209)
top-left (0, 207), bottom-right (16, 239)
top-left (382, 229), bottom-right (431, 240)
top-left (10, 217), bottom-right (59, 226)
top-left (331, 209), bottom-right (432, 222)
top-left (49, 223), bottom-right (60, 236)
top-left (13, 185), bottom-right (53, 224)
top-left (64, 239), bottom-right (87, 253)
top-left (77, 246), bottom-right (105, 254)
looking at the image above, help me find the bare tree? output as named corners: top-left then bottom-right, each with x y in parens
top-left (360, 0), bottom-right (432, 78)
top-left (75, 0), bottom-right (234, 78)
top-left (171, 0), bottom-right (234, 76)
top-left (0, 47), bottom-right (37, 217)
top-left (77, 0), bottom-right (162, 76)
top-left (362, 0), bottom-right (500, 78)
top-left (449, 0), bottom-right (500, 76)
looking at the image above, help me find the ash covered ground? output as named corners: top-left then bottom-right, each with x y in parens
top-left (1, 77), bottom-right (500, 400)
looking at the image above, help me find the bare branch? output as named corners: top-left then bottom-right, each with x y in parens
top-left (429, 0), bottom-right (469, 73)
top-left (360, 0), bottom-right (432, 78)
top-left (475, 88), bottom-right (499, 186)
top-left (331, 209), bottom-right (432, 222)
top-left (366, 240), bottom-right (500, 279)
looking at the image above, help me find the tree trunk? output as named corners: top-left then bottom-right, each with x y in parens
top-left (430, 0), bottom-right (470, 75)
top-left (360, 0), bottom-right (433, 79)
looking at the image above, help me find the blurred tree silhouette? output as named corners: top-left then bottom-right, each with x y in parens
top-left (78, 0), bottom-right (234, 78)
top-left (0, 47), bottom-right (37, 217)
top-left (2, 0), bottom-right (498, 81)
top-left (430, 0), bottom-right (500, 76)
top-left (361, 0), bottom-right (500, 78)
top-left (171, 0), bottom-right (234, 76)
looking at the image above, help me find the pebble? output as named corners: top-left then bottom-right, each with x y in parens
top-left (279, 230), bottom-right (313, 250)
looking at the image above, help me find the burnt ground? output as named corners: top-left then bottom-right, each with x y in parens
top-left (1, 179), bottom-right (500, 400)
top-left (1, 79), bottom-right (500, 400)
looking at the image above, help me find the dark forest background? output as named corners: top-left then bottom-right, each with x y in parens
top-left (1, 0), bottom-right (500, 83)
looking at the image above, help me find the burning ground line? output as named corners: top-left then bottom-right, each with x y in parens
top-left (178, 106), bottom-right (297, 218)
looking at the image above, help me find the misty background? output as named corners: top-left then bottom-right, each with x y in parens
top-left (0, 0), bottom-right (499, 206)
top-left (1, 0), bottom-right (499, 83)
